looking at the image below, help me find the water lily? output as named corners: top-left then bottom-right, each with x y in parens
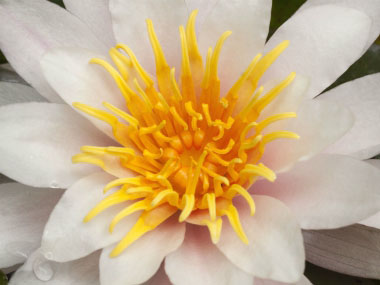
top-left (0, 0), bottom-right (380, 284)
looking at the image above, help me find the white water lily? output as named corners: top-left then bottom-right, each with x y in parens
top-left (0, 0), bottom-right (380, 285)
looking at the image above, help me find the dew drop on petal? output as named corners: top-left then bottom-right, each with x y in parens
top-left (33, 256), bottom-right (54, 281)
top-left (49, 180), bottom-right (59, 188)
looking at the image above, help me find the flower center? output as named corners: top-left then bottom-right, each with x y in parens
top-left (72, 10), bottom-right (298, 257)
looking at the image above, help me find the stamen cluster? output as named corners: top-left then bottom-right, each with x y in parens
top-left (72, 11), bottom-right (298, 257)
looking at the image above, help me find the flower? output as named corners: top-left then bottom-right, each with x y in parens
top-left (0, 0), bottom-right (380, 284)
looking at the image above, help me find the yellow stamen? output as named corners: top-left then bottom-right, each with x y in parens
top-left (72, 10), bottom-right (299, 257)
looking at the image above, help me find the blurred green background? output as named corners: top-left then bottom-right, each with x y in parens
top-left (0, 0), bottom-right (379, 284)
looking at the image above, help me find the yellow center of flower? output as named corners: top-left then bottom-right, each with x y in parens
top-left (72, 11), bottom-right (298, 258)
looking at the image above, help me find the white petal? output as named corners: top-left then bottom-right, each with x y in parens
top-left (264, 5), bottom-right (371, 99)
top-left (63, 0), bottom-right (115, 48)
top-left (254, 154), bottom-right (380, 229)
top-left (0, 183), bottom-right (63, 268)
top-left (41, 172), bottom-right (139, 262)
top-left (318, 73), bottom-right (380, 159)
top-left (9, 250), bottom-right (100, 285)
top-left (165, 224), bottom-right (253, 285)
top-left (0, 102), bottom-right (112, 188)
top-left (255, 275), bottom-right (312, 285)
top-left (184, 0), bottom-right (219, 29)
top-left (261, 99), bottom-right (354, 172)
top-left (197, 0), bottom-right (272, 94)
top-left (257, 74), bottom-right (309, 124)
top-left (217, 195), bottom-right (305, 283)
top-left (299, 0), bottom-right (380, 50)
top-left (40, 47), bottom-right (127, 138)
top-left (0, 0), bottom-right (107, 103)
top-left (360, 159), bottom-right (380, 228)
top-left (303, 225), bottom-right (380, 279)
top-left (142, 262), bottom-right (171, 285)
top-left (100, 216), bottom-right (185, 285)
top-left (0, 82), bottom-right (46, 106)
top-left (110, 0), bottom-right (188, 75)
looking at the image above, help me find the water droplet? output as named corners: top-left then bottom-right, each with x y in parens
top-left (33, 256), bottom-right (54, 281)
top-left (49, 181), bottom-right (59, 188)
top-left (44, 251), bottom-right (53, 260)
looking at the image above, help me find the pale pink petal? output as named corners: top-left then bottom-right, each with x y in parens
top-left (41, 172), bottom-right (139, 262)
top-left (0, 183), bottom-right (63, 268)
top-left (256, 74), bottom-right (309, 124)
top-left (40, 47), bottom-right (127, 139)
top-left (299, 0), bottom-right (380, 50)
top-left (217, 195), bottom-right (305, 283)
top-left (9, 250), bottom-right (100, 285)
top-left (142, 262), bottom-right (171, 285)
top-left (304, 225), bottom-right (380, 279)
top-left (100, 216), bottom-right (185, 285)
top-left (318, 73), bottom-right (380, 159)
top-left (197, 0), bottom-right (272, 94)
top-left (110, 0), bottom-right (188, 75)
top-left (0, 82), bottom-right (45, 106)
top-left (255, 275), bottom-right (312, 285)
top-left (261, 99), bottom-right (354, 172)
top-left (165, 224), bottom-right (253, 285)
top-left (63, 0), bottom-right (115, 48)
top-left (0, 0), bottom-right (107, 103)
top-left (0, 102), bottom-right (112, 188)
top-left (254, 154), bottom-right (380, 229)
top-left (264, 5), bottom-right (371, 99)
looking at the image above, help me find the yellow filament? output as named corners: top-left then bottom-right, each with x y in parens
top-left (203, 218), bottom-right (222, 244)
top-left (257, 112), bottom-right (297, 131)
top-left (227, 184), bottom-right (255, 216)
top-left (170, 106), bottom-right (189, 130)
top-left (208, 139), bottom-right (235, 155)
top-left (143, 148), bottom-right (163, 159)
top-left (179, 194), bottom-right (195, 222)
top-left (241, 163), bottom-right (276, 182)
top-left (262, 131), bottom-right (300, 145)
top-left (102, 102), bottom-right (139, 128)
top-left (220, 204), bottom-right (248, 244)
top-left (116, 44), bottom-right (154, 87)
top-left (89, 58), bottom-right (133, 102)
top-left (110, 204), bottom-right (177, 257)
top-left (109, 200), bottom-right (149, 233)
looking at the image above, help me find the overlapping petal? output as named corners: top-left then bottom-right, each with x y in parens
top-left (264, 5), bottom-right (371, 98)
top-left (318, 73), bottom-right (380, 159)
top-left (197, 0), bottom-right (272, 93)
top-left (0, 183), bottom-right (63, 268)
top-left (254, 154), bottom-right (380, 229)
top-left (0, 0), bottom-right (107, 102)
top-left (9, 250), bottom-right (100, 285)
top-left (299, 0), bottom-right (380, 49)
top-left (63, 0), bottom-right (115, 48)
top-left (100, 216), bottom-right (185, 285)
top-left (165, 225), bottom-right (253, 285)
top-left (110, 0), bottom-right (188, 75)
top-left (40, 47), bottom-right (127, 138)
top-left (217, 195), bottom-right (305, 283)
top-left (261, 99), bottom-right (354, 172)
top-left (0, 103), bottom-right (112, 188)
top-left (41, 172), bottom-right (139, 263)
top-left (0, 82), bottom-right (45, 106)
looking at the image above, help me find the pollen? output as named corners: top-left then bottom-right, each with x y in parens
top-left (72, 10), bottom-right (298, 257)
